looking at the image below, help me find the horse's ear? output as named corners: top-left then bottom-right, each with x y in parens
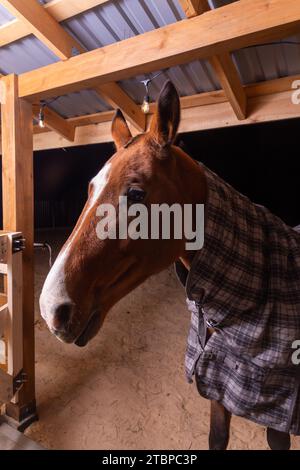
top-left (112, 109), bottom-right (132, 150)
top-left (149, 80), bottom-right (180, 148)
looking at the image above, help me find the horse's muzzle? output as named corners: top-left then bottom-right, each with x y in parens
top-left (74, 311), bottom-right (102, 347)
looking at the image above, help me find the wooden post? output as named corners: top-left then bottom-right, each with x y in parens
top-left (1, 74), bottom-right (37, 429)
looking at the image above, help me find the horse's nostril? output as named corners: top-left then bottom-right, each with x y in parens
top-left (53, 302), bottom-right (74, 331)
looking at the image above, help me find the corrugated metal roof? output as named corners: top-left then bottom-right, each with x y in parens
top-left (0, 0), bottom-right (299, 118)
top-left (233, 35), bottom-right (300, 84)
top-left (0, 4), bottom-right (14, 25)
top-left (211, 0), bottom-right (300, 84)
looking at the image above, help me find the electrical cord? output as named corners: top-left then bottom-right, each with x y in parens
top-left (34, 242), bottom-right (53, 268)
top-left (244, 41), bottom-right (300, 50)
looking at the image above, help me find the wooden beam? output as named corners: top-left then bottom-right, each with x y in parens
top-left (28, 89), bottom-right (300, 151)
top-left (32, 104), bottom-right (75, 141)
top-left (246, 74), bottom-right (300, 97)
top-left (68, 110), bottom-right (115, 127)
top-left (61, 74), bottom-right (300, 131)
top-left (31, 89), bottom-right (227, 132)
top-left (1, 75), bottom-right (36, 424)
top-left (18, 0), bottom-right (300, 102)
top-left (22, 73), bottom-right (300, 139)
top-left (0, 0), bottom-right (110, 48)
top-left (33, 110), bottom-right (115, 133)
top-left (179, 0), bottom-right (247, 119)
top-left (180, 89), bottom-right (227, 108)
top-left (209, 53), bottom-right (247, 119)
top-left (1, 74), bottom-right (299, 152)
top-left (179, 90), bottom-right (300, 132)
top-left (70, 89), bottom-right (227, 126)
top-left (0, 0), bottom-right (85, 59)
top-left (42, 0), bottom-right (110, 21)
top-left (94, 85), bottom-right (226, 131)
top-left (179, 0), bottom-right (210, 17)
top-left (0, 1), bottom-right (145, 130)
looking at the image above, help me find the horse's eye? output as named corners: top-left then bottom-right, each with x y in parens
top-left (127, 188), bottom-right (146, 202)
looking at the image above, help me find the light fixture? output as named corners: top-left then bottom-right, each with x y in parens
top-left (38, 101), bottom-right (46, 128)
top-left (141, 95), bottom-right (150, 114)
top-left (141, 79), bottom-right (151, 114)
top-left (140, 71), bottom-right (166, 114)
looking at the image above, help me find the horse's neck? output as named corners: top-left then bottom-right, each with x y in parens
top-left (172, 147), bottom-right (207, 271)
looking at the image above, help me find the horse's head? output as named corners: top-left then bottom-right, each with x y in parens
top-left (39, 81), bottom-right (206, 347)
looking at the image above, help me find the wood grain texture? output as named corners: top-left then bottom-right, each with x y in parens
top-left (246, 74), bottom-right (300, 97)
top-left (210, 53), bottom-right (247, 119)
top-left (179, 0), bottom-right (210, 17)
top-left (179, 1), bottom-right (247, 120)
top-left (0, 0), bottom-right (85, 59)
top-left (18, 0), bottom-right (300, 101)
top-left (0, 0), bottom-right (110, 48)
top-left (0, 0), bottom-right (143, 130)
top-left (29, 89), bottom-right (300, 150)
top-left (1, 75), bottom-right (35, 414)
top-left (32, 104), bottom-right (75, 141)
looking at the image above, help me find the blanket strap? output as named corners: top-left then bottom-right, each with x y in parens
top-left (197, 304), bottom-right (209, 349)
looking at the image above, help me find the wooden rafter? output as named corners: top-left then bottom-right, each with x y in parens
top-left (17, 0), bottom-right (300, 102)
top-left (2, 74), bottom-right (76, 141)
top-left (2, 73), bottom-right (300, 151)
top-left (0, 0), bottom-right (145, 131)
top-left (0, 0), bottom-right (85, 59)
top-left (209, 52), bottom-right (247, 120)
top-left (95, 83), bottom-right (146, 131)
top-left (246, 74), bottom-right (300, 97)
top-left (179, 0), bottom-right (210, 17)
top-left (32, 89), bottom-right (227, 133)
top-left (0, 75), bottom-right (299, 152)
top-left (32, 104), bottom-right (75, 142)
top-left (0, 0), bottom-right (110, 48)
top-left (28, 89), bottom-right (300, 151)
top-left (179, 0), bottom-right (247, 120)
top-left (0, 74), bottom-right (294, 150)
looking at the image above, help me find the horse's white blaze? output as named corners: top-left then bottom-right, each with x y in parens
top-left (39, 163), bottom-right (111, 330)
top-left (89, 162), bottom-right (111, 206)
top-left (39, 247), bottom-right (71, 329)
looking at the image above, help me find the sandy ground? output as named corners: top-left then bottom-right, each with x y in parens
top-left (25, 229), bottom-right (300, 450)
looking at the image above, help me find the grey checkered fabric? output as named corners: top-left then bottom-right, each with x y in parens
top-left (176, 164), bottom-right (300, 435)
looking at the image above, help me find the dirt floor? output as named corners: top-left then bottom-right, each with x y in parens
top-left (25, 229), bottom-right (300, 450)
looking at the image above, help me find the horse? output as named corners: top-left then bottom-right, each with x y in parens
top-left (40, 80), bottom-right (300, 450)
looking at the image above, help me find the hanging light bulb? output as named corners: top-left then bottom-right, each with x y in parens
top-left (141, 95), bottom-right (150, 114)
top-left (140, 72), bottom-right (165, 114)
top-left (141, 79), bottom-right (151, 114)
top-left (38, 102), bottom-right (46, 128)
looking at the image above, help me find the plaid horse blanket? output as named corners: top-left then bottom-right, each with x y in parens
top-left (176, 164), bottom-right (300, 435)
